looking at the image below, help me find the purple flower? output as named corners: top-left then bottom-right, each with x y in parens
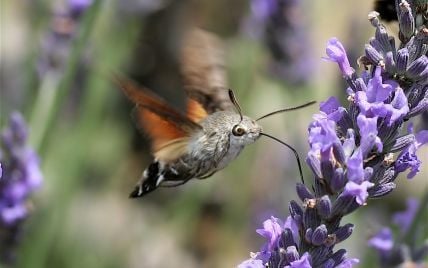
top-left (319, 97), bottom-right (346, 122)
top-left (343, 181), bottom-right (374, 205)
top-left (0, 204), bottom-right (27, 225)
top-left (287, 252), bottom-right (311, 268)
top-left (256, 216), bottom-right (283, 254)
top-left (243, 0), bottom-right (314, 85)
top-left (356, 114), bottom-right (383, 156)
top-left (250, 0), bottom-right (277, 20)
top-left (324, 38), bottom-right (354, 77)
top-left (308, 117), bottom-right (340, 153)
top-left (395, 130), bottom-right (428, 178)
top-left (68, 0), bottom-right (92, 17)
top-left (1, 113), bottom-right (43, 224)
top-left (336, 257), bottom-right (359, 268)
top-left (238, 258), bottom-right (265, 268)
top-left (393, 198), bottom-right (419, 233)
top-left (368, 228), bottom-right (394, 252)
top-left (354, 67), bottom-right (409, 126)
top-left (346, 149), bottom-right (364, 183)
top-left (359, 67), bottom-right (395, 106)
top-left (384, 87), bottom-right (409, 124)
top-left (283, 216), bottom-right (299, 245)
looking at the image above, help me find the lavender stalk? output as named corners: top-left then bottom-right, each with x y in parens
top-left (0, 113), bottom-right (43, 265)
top-left (243, 0), bottom-right (314, 85)
top-left (239, 1), bottom-right (428, 267)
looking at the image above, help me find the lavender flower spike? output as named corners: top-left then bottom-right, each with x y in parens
top-left (240, 3), bottom-right (428, 267)
top-left (0, 113), bottom-right (43, 264)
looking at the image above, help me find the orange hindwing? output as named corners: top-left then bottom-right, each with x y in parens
top-left (114, 76), bottom-right (202, 152)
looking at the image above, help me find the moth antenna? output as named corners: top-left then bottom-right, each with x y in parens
top-left (260, 133), bottom-right (305, 184)
top-left (228, 89), bottom-right (243, 121)
top-left (256, 101), bottom-right (316, 121)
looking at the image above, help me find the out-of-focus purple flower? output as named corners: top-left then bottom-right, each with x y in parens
top-left (324, 38), bottom-right (354, 77)
top-left (369, 197), bottom-right (427, 266)
top-left (250, 0), bottom-right (277, 20)
top-left (368, 228), bottom-right (394, 252)
top-left (37, 0), bottom-right (93, 78)
top-left (0, 113), bottom-right (42, 224)
top-left (68, 0), bottom-right (93, 17)
top-left (392, 198), bottom-right (419, 234)
top-left (243, 0), bottom-right (314, 85)
top-left (0, 112), bottom-right (43, 264)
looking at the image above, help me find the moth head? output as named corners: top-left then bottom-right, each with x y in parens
top-left (230, 116), bottom-right (262, 145)
top-left (227, 90), bottom-right (262, 145)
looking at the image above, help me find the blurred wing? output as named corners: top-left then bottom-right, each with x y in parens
top-left (180, 28), bottom-right (234, 115)
top-left (114, 76), bottom-right (201, 151)
top-left (186, 98), bottom-right (208, 123)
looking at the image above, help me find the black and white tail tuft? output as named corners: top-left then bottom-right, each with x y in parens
top-left (129, 162), bottom-right (162, 198)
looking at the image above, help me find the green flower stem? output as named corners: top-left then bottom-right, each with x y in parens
top-left (22, 2), bottom-right (102, 268)
top-left (29, 0), bottom-right (102, 154)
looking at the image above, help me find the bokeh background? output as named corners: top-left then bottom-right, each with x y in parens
top-left (1, 0), bottom-right (427, 267)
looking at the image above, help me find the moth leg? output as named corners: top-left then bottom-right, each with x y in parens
top-left (160, 178), bottom-right (192, 188)
top-left (197, 171), bottom-right (216, 180)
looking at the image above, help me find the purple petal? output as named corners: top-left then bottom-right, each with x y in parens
top-left (346, 148), bottom-right (364, 183)
top-left (3, 181), bottom-right (28, 202)
top-left (365, 67), bottom-right (395, 103)
top-left (238, 258), bottom-right (265, 268)
top-left (283, 216), bottom-right (300, 245)
top-left (395, 130), bottom-right (428, 179)
top-left (324, 38), bottom-right (354, 77)
top-left (0, 204), bottom-right (27, 225)
top-left (320, 97), bottom-right (346, 122)
top-left (343, 181), bottom-right (374, 205)
top-left (415, 130), bottom-right (428, 148)
top-left (256, 216), bottom-right (283, 252)
top-left (357, 114), bottom-right (383, 156)
top-left (308, 117), bottom-right (340, 153)
top-left (288, 252), bottom-right (312, 268)
top-left (342, 129), bottom-right (356, 159)
top-left (250, 0), bottom-right (278, 20)
top-left (384, 87), bottom-right (409, 125)
top-left (336, 257), bottom-right (359, 268)
top-left (24, 150), bottom-right (43, 189)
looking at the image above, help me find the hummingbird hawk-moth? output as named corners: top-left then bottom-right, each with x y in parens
top-left (116, 29), bottom-right (315, 198)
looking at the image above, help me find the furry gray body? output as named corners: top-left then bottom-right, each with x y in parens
top-left (130, 111), bottom-right (262, 197)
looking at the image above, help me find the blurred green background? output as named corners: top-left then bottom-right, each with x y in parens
top-left (1, 0), bottom-right (427, 267)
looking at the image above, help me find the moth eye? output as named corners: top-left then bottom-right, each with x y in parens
top-left (232, 125), bottom-right (245, 136)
